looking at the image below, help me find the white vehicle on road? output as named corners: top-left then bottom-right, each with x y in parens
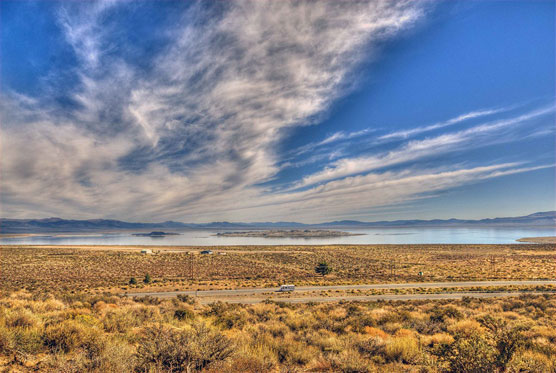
top-left (278, 284), bottom-right (295, 292)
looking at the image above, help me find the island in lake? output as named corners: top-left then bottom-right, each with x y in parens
top-left (216, 229), bottom-right (363, 238)
top-left (132, 231), bottom-right (180, 237)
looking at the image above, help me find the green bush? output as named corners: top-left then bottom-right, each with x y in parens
top-left (143, 273), bottom-right (152, 284)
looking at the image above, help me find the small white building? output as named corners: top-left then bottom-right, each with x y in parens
top-left (141, 249), bottom-right (153, 254)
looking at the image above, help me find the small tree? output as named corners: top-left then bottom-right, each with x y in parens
top-left (129, 277), bottom-right (137, 285)
top-left (315, 261), bottom-right (332, 277)
top-left (143, 273), bottom-right (152, 284)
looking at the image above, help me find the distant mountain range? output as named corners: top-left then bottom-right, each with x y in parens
top-left (1, 211), bottom-right (554, 234)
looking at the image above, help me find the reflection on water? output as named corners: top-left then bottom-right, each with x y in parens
top-left (1, 227), bottom-right (555, 245)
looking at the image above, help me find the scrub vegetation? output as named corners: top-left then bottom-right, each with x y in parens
top-left (1, 244), bottom-right (553, 293)
top-left (1, 244), bottom-right (554, 371)
top-left (0, 292), bottom-right (555, 372)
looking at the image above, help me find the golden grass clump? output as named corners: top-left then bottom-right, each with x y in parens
top-left (448, 319), bottom-right (485, 337)
top-left (384, 336), bottom-right (421, 364)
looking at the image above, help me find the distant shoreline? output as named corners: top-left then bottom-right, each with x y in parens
top-left (216, 229), bottom-right (364, 238)
top-left (516, 236), bottom-right (556, 244)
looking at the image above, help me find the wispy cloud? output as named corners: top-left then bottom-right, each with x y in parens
top-left (293, 105), bottom-right (554, 190)
top-left (57, 0), bottom-right (118, 69)
top-left (1, 0), bottom-right (430, 221)
top-left (290, 128), bottom-right (374, 159)
top-left (378, 107), bottom-right (506, 140)
top-left (159, 162), bottom-right (552, 222)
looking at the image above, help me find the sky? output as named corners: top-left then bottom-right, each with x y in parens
top-left (0, 0), bottom-right (554, 223)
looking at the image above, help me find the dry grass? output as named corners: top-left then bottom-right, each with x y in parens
top-left (1, 244), bottom-right (554, 293)
top-left (0, 292), bottom-right (554, 372)
top-left (1, 243), bottom-right (554, 371)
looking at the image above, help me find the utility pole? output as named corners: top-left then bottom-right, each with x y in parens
top-left (189, 252), bottom-right (194, 280)
top-left (489, 256), bottom-right (496, 278)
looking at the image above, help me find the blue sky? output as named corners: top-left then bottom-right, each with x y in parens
top-left (0, 0), bottom-right (554, 223)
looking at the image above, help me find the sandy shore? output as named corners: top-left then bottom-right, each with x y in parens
top-left (517, 236), bottom-right (556, 244)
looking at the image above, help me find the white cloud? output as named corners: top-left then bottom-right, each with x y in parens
top-left (1, 0), bottom-right (430, 221)
top-left (294, 106), bottom-right (554, 189)
top-left (154, 162), bottom-right (552, 223)
top-left (378, 107), bottom-right (506, 140)
top-left (57, 0), bottom-right (118, 69)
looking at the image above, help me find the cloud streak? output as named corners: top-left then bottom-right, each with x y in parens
top-left (378, 107), bottom-right (507, 140)
top-left (1, 0), bottom-right (433, 221)
top-left (293, 105), bottom-right (554, 190)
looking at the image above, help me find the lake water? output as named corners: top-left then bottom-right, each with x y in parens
top-left (1, 227), bottom-right (555, 246)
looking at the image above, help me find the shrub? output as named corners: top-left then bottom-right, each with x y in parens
top-left (143, 273), bottom-right (152, 284)
top-left (99, 339), bottom-right (136, 372)
top-left (12, 326), bottom-right (44, 354)
top-left (130, 304), bottom-right (162, 324)
top-left (136, 324), bottom-right (233, 372)
top-left (275, 337), bottom-right (315, 365)
top-left (385, 336), bottom-right (420, 364)
top-left (357, 336), bottom-right (386, 357)
top-left (6, 308), bottom-right (38, 328)
top-left (129, 277), bottom-right (137, 285)
top-left (422, 333), bottom-right (454, 347)
top-left (507, 350), bottom-right (554, 373)
top-left (330, 349), bottom-right (372, 373)
top-left (315, 261), bottom-right (332, 277)
top-left (477, 315), bottom-right (527, 369)
top-left (206, 355), bottom-right (274, 373)
top-left (43, 320), bottom-right (105, 356)
top-left (430, 305), bottom-right (463, 324)
top-left (363, 326), bottom-right (389, 340)
top-left (448, 319), bottom-right (485, 338)
top-left (102, 309), bottom-right (135, 333)
top-left (0, 325), bottom-right (12, 354)
top-left (177, 294), bottom-right (197, 305)
top-left (213, 308), bottom-right (250, 329)
top-left (174, 308), bottom-right (194, 321)
top-left (438, 334), bottom-right (497, 373)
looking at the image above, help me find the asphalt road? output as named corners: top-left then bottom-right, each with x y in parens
top-left (125, 280), bottom-right (555, 303)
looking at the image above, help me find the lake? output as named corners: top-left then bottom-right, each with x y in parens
top-left (1, 227), bottom-right (555, 246)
